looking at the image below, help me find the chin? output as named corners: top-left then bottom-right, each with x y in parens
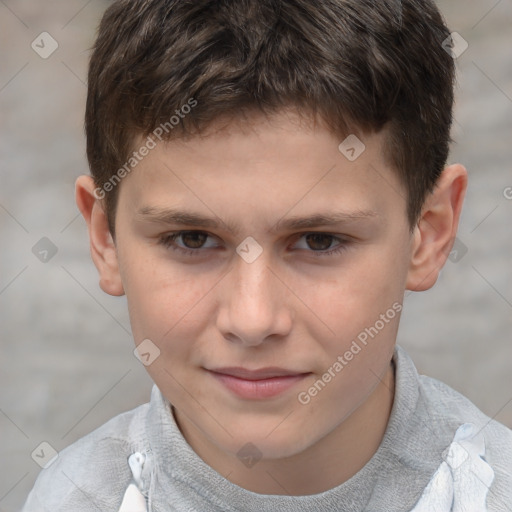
top-left (220, 422), bottom-right (319, 462)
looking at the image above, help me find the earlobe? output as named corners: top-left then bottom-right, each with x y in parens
top-left (406, 164), bottom-right (467, 292)
top-left (75, 175), bottom-right (125, 296)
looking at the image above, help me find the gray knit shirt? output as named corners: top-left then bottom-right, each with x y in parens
top-left (22, 346), bottom-right (512, 511)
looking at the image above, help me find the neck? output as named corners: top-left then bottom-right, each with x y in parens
top-left (175, 360), bottom-right (395, 495)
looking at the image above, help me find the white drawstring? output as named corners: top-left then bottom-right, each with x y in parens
top-left (118, 452), bottom-right (148, 512)
top-left (411, 423), bottom-right (494, 511)
top-left (117, 423), bottom-right (494, 512)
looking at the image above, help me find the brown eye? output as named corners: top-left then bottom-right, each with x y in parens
top-left (159, 230), bottom-right (220, 256)
top-left (304, 233), bottom-right (335, 251)
top-left (179, 231), bottom-right (209, 249)
top-left (292, 233), bottom-right (348, 258)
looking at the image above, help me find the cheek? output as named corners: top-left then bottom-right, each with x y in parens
top-left (307, 248), bottom-right (405, 333)
top-left (297, 243), bottom-right (405, 389)
top-left (120, 248), bottom-right (218, 345)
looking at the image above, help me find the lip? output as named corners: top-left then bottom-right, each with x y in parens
top-left (207, 367), bottom-right (311, 399)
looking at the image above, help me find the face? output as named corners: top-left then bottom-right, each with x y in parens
top-left (113, 111), bottom-right (413, 461)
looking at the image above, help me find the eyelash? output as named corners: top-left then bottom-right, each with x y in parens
top-left (158, 231), bottom-right (349, 258)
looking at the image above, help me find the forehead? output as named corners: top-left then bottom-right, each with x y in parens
top-left (118, 111), bottom-right (406, 230)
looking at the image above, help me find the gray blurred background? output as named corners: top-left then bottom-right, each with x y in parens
top-left (0, 0), bottom-right (511, 510)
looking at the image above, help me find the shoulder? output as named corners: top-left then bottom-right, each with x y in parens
top-left (417, 370), bottom-right (512, 507)
top-left (22, 401), bottom-right (150, 512)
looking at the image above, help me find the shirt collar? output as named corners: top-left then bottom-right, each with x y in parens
top-left (143, 346), bottom-right (447, 511)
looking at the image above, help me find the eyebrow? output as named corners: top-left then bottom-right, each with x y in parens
top-left (135, 206), bottom-right (380, 234)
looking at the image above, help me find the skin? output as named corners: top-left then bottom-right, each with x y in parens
top-left (76, 109), bottom-right (467, 496)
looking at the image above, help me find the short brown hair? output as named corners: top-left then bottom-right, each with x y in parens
top-left (86, 0), bottom-right (455, 234)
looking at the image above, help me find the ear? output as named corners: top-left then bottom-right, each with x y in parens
top-left (406, 164), bottom-right (467, 292)
top-left (75, 175), bottom-right (125, 296)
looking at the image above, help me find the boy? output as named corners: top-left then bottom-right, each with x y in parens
top-left (23, 0), bottom-right (512, 510)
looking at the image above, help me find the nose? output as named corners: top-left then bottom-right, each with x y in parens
top-left (216, 255), bottom-right (293, 347)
